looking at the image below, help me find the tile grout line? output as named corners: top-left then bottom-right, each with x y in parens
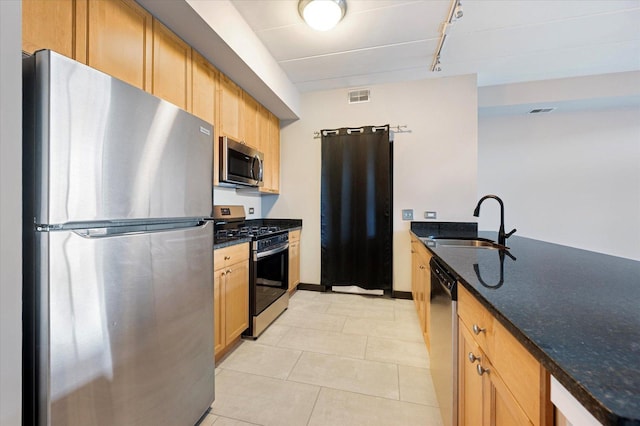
top-left (305, 385), bottom-right (324, 426)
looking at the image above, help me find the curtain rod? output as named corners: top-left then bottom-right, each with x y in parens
top-left (313, 125), bottom-right (411, 139)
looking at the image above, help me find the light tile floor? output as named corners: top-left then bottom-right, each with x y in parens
top-left (201, 290), bottom-right (443, 426)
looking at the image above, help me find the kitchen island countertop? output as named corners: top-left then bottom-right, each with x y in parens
top-left (411, 230), bottom-right (640, 425)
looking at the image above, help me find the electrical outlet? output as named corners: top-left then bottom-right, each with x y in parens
top-left (248, 207), bottom-right (255, 214)
top-left (402, 209), bottom-right (414, 221)
top-left (425, 211), bottom-right (437, 219)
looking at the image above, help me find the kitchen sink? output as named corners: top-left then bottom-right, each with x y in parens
top-left (421, 237), bottom-right (508, 250)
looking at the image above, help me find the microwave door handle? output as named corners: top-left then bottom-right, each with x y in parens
top-left (252, 155), bottom-right (263, 183)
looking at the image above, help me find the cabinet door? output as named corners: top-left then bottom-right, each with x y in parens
top-left (260, 109), bottom-right (280, 194)
top-left (242, 92), bottom-right (259, 149)
top-left (191, 50), bottom-right (216, 125)
top-left (411, 239), bottom-right (420, 309)
top-left (192, 51), bottom-right (219, 185)
top-left (267, 111), bottom-right (281, 193)
top-left (224, 260), bottom-right (249, 342)
top-left (218, 74), bottom-right (243, 142)
top-left (81, 0), bottom-right (153, 91)
top-left (23, 0), bottom-right (75, 57)
top-left (459, 323), bottom-right (484, 426)
top-left (213, 268), bottom-right (225, 357)
top-left (152, 19), bottom-right (192, 110)
top-left (257, 105), bottom-right (272, 192)
top-left (418, 247), bottom-right (432, 346)
top-left (288, 231), bottom-right (301, 291)
top-left (481, 355), bottom-right (533, 426)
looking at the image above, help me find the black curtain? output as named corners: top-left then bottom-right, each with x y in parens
top-left (321, 125), bottom-right (392, 290)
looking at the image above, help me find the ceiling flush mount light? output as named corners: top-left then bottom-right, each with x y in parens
top-left (299, 0), bottom-right (347, 31)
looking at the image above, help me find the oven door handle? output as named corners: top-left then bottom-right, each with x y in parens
top-left (256, 243), bottom-right (289, 259)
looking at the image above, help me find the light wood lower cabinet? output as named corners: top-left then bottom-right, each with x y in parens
top-left (458, 284), bottom-right (552, 426)
top-left (410, 235), bottom-right (431, 348)
top-left (288, 229), bottom-right (301, 292)
top-left (214, 243), bottom-right (249, 360)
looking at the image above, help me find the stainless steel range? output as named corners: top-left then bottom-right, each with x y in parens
top-left (213, 206), bottom-right (289, 338)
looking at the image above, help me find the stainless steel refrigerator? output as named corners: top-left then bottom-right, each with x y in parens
top-left (22, 50), bottom-right (215, 426)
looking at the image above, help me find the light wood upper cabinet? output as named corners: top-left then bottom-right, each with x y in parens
top-left (268, 111), bottom-right (281, 193)
top-left (191, 50), bottom-right (219, 185)
top-left (242, 92), bottom-right (259, 149)
top-left (23, 0), bottom-right (283, 195)
top-left (218, 74), bottom-right (244, 142)
top-left (22, 0), bottom-right (76, 58)
top-left (152, 19), bottom-right (192, 110)
top-left (191, 50), bottom-right (217, 125)
top-left (259, 110), bottom-right (280, 194)
top-left (80, 0), bottom-right (152, 91)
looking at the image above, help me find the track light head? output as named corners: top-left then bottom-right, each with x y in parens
top-left (453, 1), bottom-right (463, 21)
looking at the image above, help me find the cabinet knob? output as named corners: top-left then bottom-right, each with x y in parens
top-left (226, 269), bottom-right (232, 274)
top-left (419, 265), bottom-right (426, 270)
top-left (476, 364), bottom-right (489, 376)
top-left (224, 256), bottom-right (231, 260)
top-left (468, 352), bottom-right (480, 364)
top-left (472, 324), bottom-right (485, 335)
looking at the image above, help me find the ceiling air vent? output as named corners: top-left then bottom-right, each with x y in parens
top-left (348, 89), bottom-right (370, 104)
top-left (528, 107), bottom-right (556, 114)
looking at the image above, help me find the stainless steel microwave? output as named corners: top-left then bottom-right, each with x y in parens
top-left (219, 136), bottom-right (264, 187)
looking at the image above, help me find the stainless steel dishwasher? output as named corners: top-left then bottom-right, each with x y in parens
top-left (429, 256), bottom-right (458, 426)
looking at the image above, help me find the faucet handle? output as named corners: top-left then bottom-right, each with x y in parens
top-left (505, 228), bottom-right (517, 239)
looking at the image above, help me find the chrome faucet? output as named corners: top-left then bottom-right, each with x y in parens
top-left (473, 195), bottom-right (516, 246)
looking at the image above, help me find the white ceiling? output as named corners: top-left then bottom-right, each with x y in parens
top-left (230, 0), bottom-right (640, 93)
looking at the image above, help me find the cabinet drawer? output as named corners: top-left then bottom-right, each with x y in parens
top-left (459, 285), bottom-right (496, 357)
top-left (214, 242), bottom-right (249, 271)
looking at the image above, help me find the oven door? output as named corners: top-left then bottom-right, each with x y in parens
top-left (254, 243), bottom-right (289, 315)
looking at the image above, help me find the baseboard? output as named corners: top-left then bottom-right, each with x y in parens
top-left (392, 290), bottom-right (413, 300)
top-left (297, 283), bottom-right (408, 298)
top-left (297, 283), bottom-right (328, 292)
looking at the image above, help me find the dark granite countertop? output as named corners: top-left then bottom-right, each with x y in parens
top-left (214, 236), bottom-right (251, 250)
top-left (246, 218), bottom-right (302, 232)
top-left (411, 228), bottom-right (640, 425)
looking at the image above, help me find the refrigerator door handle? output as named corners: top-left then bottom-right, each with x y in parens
top-left (73, 220), bottom-right (211, 239)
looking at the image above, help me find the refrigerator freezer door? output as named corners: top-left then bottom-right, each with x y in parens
top-left (33, 223), bottom-right (214, 426)
top-left (25, 50), bottom-right (213, 226)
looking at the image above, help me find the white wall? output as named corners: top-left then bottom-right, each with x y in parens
top-left (263, 75), bottom-right (478, 291)
top-left (0, 1), bottom-right (22, 425)
top-left (478, 107), bottom-right (640, 260)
